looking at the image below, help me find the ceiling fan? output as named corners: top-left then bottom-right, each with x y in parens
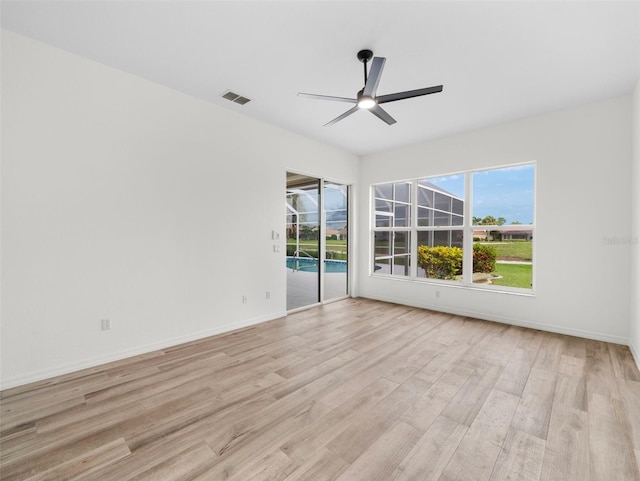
top-left (298, 49), bottom-right (443, 126)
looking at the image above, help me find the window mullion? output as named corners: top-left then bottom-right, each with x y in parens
top-left (463, 172), bottom-right (473, 285)
top-left (410, 179), bottom-right (418, 278)
top-left (319, 178), bottom-right (326, 301)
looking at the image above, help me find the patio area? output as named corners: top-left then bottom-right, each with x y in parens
top-left (286, 267), bottom-right (348, 311)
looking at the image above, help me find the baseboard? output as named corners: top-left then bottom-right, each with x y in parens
top-left (0, 310), bottom-right (287, 391)
top-left (630, 341), bottom-right (640, 373)
top-left (359, 294), bottom-right (630, 346)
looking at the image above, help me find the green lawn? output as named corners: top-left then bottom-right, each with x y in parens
top-left (287, 239), bottom-right (348, 259)
top-left (491, 263), bottom-right (532, 289)
top-left (477, 241), bottom-right (532, 261)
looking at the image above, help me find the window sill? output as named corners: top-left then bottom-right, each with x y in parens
top-left (369, 272), bottom-right (536, 297)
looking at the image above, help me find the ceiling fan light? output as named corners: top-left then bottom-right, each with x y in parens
top-left (357, 96), bottom-right (376, 109)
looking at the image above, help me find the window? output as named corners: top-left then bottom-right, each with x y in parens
top-left (373, 181), bottom-right (411, 275)
top-left (372, 163), bottom-right (535, 292)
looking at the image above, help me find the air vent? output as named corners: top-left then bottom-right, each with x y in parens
top-left (221, 90), bottom-right (251, 105)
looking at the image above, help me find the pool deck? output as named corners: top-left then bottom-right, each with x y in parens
top-left (287, 268), bottom-right (348, 311)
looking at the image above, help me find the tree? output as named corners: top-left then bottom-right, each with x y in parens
top-left (472, 216), bottom-right (482, 225)
top-left (480, 216), bottom-right (500, 241)
top-left (300, 224), bottom-right (316, 240)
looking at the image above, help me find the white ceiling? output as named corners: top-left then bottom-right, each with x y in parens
top-left (2, 1), bottom-right (639, 156)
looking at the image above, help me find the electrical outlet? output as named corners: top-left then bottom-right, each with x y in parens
top-left (101, 319), bottom-right (111, 331)
top-left (266, 291), bottom-right (271, 300)
top-left (242, 295), bottom-right (247, 304)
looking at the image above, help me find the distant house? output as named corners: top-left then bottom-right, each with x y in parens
top-left (325, 228), bottom-right (347, 240)
top-left (500, 230), bottom-right (533, 241)
top-left (473, 229), bottom-right (490, 240)
top-left (473, 229), bottom-right (533, 241)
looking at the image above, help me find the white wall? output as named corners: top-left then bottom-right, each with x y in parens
top-left (0, 31), bottom-right (359, 389)
top-left (631, 78), bottom-right (640, 366)
top-left (358, 95), bottom-right (634, 344)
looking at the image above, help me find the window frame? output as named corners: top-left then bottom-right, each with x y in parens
top-left (371, 162), bottom-right (536, 295)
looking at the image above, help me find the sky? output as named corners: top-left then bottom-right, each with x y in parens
top-left (428, 164), bottom-right (535, 225)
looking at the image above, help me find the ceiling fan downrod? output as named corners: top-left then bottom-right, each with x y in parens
top-left (357, 49), bottom-right (374, 86)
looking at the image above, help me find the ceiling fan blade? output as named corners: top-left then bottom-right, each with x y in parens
top-left (298, 92), bottom-right (356, 103)
top-left (324, 106), bottom-right (360, 126)
top-left (376, 85), bottom-right (443, 104)
top-left (363, 57), bottom-right (386, 97)
top-left (369, 104), bottom-right (396, 125)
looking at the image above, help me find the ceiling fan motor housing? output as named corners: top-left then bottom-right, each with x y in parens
top-left (357, 89), bottom-right (376, 109)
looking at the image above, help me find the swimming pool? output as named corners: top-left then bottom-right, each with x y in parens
top-left (286, 257), bottom-right (347, 273)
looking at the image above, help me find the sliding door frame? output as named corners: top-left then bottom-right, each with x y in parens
top-left (286, 171), bottom-right (351, 312)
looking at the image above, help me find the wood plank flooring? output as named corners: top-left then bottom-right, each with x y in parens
top-left (1, 298), bottom-right (639, 481)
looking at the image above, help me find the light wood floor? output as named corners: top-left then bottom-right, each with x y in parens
top-left (2, 298), bottom-right (640, 481)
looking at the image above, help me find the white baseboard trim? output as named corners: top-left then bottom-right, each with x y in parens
top-left (360, 294), bottom-right (630, 346)
top-left (0, 310), bottom-right (287, 391)
top-left (630, 341), bottom-right (640, 373)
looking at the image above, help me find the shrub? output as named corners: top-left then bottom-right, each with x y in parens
top-left (417, 243), bottom-right (497, 280)
top-left (417, 245), bottom-right (463, 280)
top-left (473, 243), bottom-right (497, 273)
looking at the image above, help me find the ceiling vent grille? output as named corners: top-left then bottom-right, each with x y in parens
top-left (221, 90), bottom-right (251, 105)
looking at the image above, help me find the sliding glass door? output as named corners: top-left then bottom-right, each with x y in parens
top-left (286, 175), bottom-right (320, 310)
top-left (323, 181), bottom-right (348, 301)
top-left (286, 173), bottom-right (349, 311)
